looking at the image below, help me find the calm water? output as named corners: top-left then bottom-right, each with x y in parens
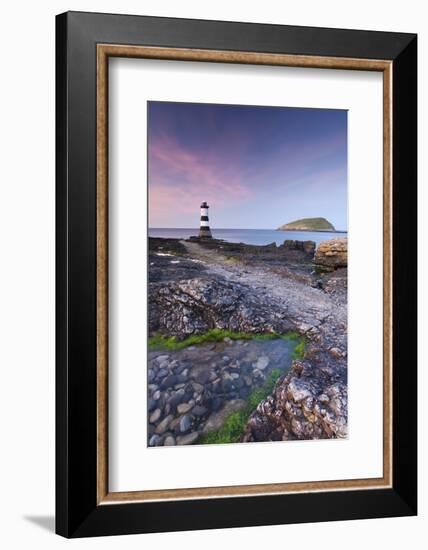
top-left (149, 228), bottom-right (347, 247)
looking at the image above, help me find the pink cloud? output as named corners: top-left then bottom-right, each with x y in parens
top-left (148, 134), bottom-right (254, 225)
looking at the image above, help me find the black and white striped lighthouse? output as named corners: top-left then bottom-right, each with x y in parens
top-left (199, 201), bottom-right (212, 239)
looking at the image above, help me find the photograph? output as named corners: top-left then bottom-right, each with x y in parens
top-left (147, 101), bottom-right (348, 446)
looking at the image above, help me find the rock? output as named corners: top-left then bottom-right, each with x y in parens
top-left (191, 382), bottom-right (204, 393)
top-left (288, 379), bottom-right (313, 402)
top-left (177, 402), bottom-right (193, 415)
top-left (243, 375), bottom-right (252, 386)
top-left (148, 398), bottom-right (157, 412)
top-left (168, 389), bottom-right (186, 409)
top-left (160, 374), bottom-right (178, 389)
top-left (155, 414), bottom-right (174, 434)
top-left (169, 417), bottom-right (181, 432)
top-left (149, 277), bottom-right (294, 337)
top-left (175, 373), bottom-right (189, 384)
top-left (203, 399), bottom-right (247, 433)
top-left (280, 240), bottom-right (316, 255)
top-left (152, 390), bottom-right (161, 400)
top-left (156, 355), bottom-right (169, 363)
top-left (192, 405), bottom-right (208, 417)
top-left (163, 435), bottom-right (176, 446)
top-left (149, 408), bottom-right (162, 423)
top-left (179, 414), bottom-right (192, 433)
top-left (149, 434), bottom-right (162, 446)
top-left (314, 238), bottom-right (347, 268)
top-left (193, 370), bottom-right (211, 385)
top-left (176, 432), bottom-right (199, 445)
top-left (242, 358), bottom-right (348, 443)
top-left (254, 356), bottom-right (270, 370)
top-left (329, 347), bottom-right (343, 359)
top-left (157, 368), bottom-right (168, 379)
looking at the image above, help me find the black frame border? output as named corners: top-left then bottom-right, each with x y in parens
top-left (56, 11), bottom-right (417, 538)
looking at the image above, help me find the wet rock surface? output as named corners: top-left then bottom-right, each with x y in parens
top-left (148, 237), bottom-right (348, 444)
top-left (148, 339), bottom-right (295, 446)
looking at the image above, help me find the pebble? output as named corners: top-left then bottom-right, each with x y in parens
top-left (155, 414), bottom-right (174, 434)
top-left (254, 356), bottom-right (270, 370)
top-left (176, 432), bottom-right (199, 445)
top-left (177, 402), bottom-right (192, 414)
top-left (149, 434), bottom-right (161, 446)
top-left (160, 374), bottom-right (178, 389)
top-left (149, 408), bottom-right (162, 423)
top-left (192, 405), bottom-right (208, 417)
top-left (156, 355), bottom-right (169, 363)
top-left (157, 368), bottom-right (168, 379)
top-left (164, 435), bottom-right (176, 446)
top-left (180, 414), bottom-right (192, 433)
top-left (152, 390), bottom-right (161, 400)
top-left (168, 389), bottom-right (185, 409)
top-left (169, 417), bottom-right (181, 432)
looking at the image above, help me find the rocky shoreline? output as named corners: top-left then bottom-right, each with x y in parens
top-left (148, 236), bottom-right (348, 445)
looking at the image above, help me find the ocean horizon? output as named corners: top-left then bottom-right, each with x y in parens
top-left (149, 227), bottom-right (347, 247)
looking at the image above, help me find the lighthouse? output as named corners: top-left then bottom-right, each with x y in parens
top-left (199, 201), bottom-right (212, 239)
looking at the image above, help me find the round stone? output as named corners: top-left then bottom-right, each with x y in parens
top-left (179, 414), bottom-right (192, 433)
top-left (155, 414), bottom-right (174, 434)
top-left (177, 402), bottom-right (192, 415)
top-left (149, 434), bottom-right (161, 446)
top-left (157, 368), bottom-right (168, 379)
top-left (176, 432), bottom-right (199, 445)
top-left (163, 435), bottom-right (176, 446)
top-left (192, 405), bottom-right (208, 417)
top-left (254, 356), bottom-right (270, 370)
top-left (149, 408), bottom-right (162, 423)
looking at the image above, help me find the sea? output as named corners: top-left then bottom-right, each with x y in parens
top-left (149, 228), bottom-right (347, 247)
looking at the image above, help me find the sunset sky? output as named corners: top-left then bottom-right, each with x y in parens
top-left (148, 101), bottom-right (347, 230)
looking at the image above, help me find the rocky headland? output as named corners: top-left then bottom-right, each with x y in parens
top-left (148, 235), bottom-right (348, 446)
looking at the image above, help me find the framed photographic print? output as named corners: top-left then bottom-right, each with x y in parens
top-left (56, 11), bottom-right (417, 537)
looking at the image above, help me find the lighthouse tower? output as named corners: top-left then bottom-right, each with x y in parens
top-left (199, 201), bottom-right (212, 239)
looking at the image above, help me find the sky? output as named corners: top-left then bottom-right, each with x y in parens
top-left (148, 101), bottom-right (347, 230)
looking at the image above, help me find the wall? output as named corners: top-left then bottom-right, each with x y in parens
top-left (0, 0), bottom-right (425, 548)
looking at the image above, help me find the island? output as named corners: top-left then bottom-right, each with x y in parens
top-left (277, 217), bottom-right (335, 232)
